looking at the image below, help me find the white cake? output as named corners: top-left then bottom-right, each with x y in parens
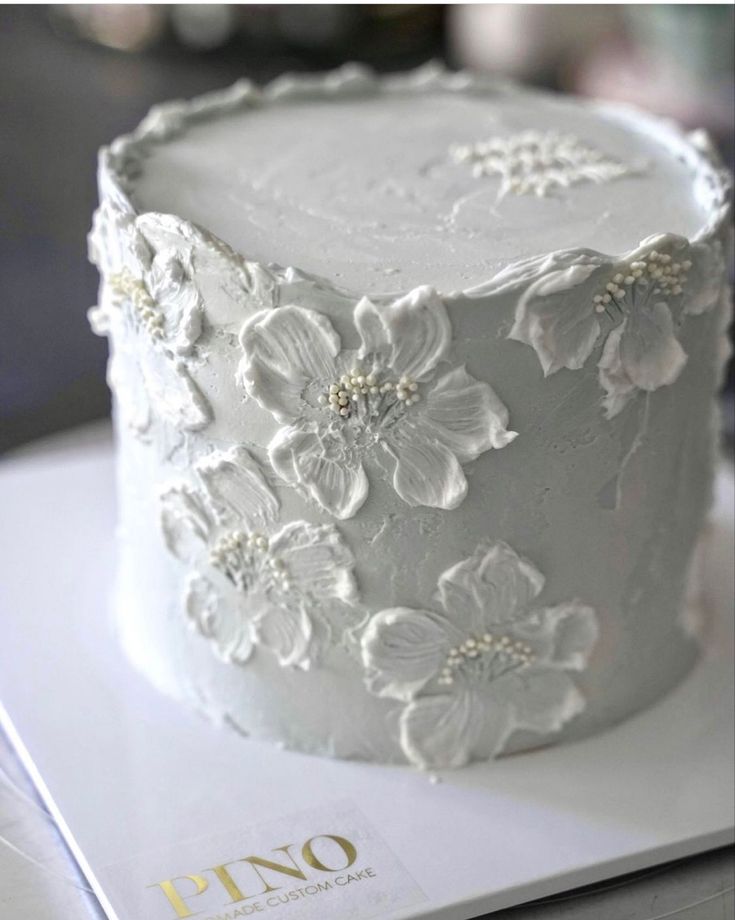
top-left (89, 64), bottom-right (732, 769)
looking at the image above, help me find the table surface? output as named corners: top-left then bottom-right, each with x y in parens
top-left (1, 422), bottom-right (733, 920)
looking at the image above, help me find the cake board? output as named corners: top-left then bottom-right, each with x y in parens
top-left (0, 426), bottom-right (733, 920)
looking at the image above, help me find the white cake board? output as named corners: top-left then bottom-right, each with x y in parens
top-left (0, 430), bottom-right (733, 920)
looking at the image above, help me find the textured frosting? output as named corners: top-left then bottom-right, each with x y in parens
top-left (90, 64), bottom-right (733, 769)
top-left (130, 67), bottom-right (716, 295)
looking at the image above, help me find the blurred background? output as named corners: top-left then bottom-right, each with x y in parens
top-left (1, 3), bottom-right (733, 454)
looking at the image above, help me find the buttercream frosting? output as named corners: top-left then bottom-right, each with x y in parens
top-left (126, 64), bottom-right (721, 295)
top-left (89, 63), bottom-right (732, 769)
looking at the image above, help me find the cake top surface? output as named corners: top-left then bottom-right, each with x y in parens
top-left (117, 66), bottom-right (726, 296)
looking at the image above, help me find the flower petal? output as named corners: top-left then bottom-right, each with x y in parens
top-left (238, 306), bottom-right (341, 422)
top-left (196, 447), bottom-right (279, 531)
top-left (108, 350), bottom-right (152, 436)
top-left (509, 263), bottom-right (602, 375)
top-left (185, 575), bottom-right (253, 664)
top-left (136, 211), bottom-right (278, 326)
top-left (160, 485), bottom-right (214, 562)
top-left (147, 252), bottom-right (202, 354)
top-left (503, 667), bottom-right (586, 737)
top-left (361, 607), bottom-right (451, 702)
top-left (475, 695), bottom-right (517, 758)
top-left (141, 354), bottom-right (211, 431)
top-left (269, 520), bottom-right (358, 604)
top-left (358, 286), bottom-right (451, 381)
top-left (597, 323), bottom-right (637, 418)
top-left (422, 365), bottom-right (518, 460)
top-left (269, 425), bottom-right (368, 519)
top-left (683, 240), bottom-right (725, 317)
top-left (598, 301), bottom-right (688, 418)
top-left (89, 199), bottom-right (151, 279)
top-left (399, 689), bottom-right (483, 769)
top-left (510, 603), bottom-right (598, 670)
top-left (354, 296), bottom-right (391, 361)
top-left (88, 304), bottom-right (111, 336)
top-left (620, 301), bottom-right (688, 391)
top-left (437, 541), bottom-right (545, 631)
top-left (237, 349), bottom-right (303, 422)
top-left (389, 435), bottom-right (467, 510)
top-left (544, 603), bottom-right (599, 670)
top-left (251, 603), bottom-right (313, 669)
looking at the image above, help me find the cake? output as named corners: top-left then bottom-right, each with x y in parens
top-left (88, 64), bottom-right (732, 769)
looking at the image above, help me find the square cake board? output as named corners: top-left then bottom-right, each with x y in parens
top-left (0, 428), bottom-right (733, 920)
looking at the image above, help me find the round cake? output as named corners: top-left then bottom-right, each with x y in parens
top-left (89, 64), bottom-right (732, 769)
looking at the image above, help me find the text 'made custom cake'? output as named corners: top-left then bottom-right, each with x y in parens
top-left (89, 65), bottom-right (732, 769)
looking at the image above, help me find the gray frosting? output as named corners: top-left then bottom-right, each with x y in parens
top-left (132, 73), bottom-right (711, 296)
top-left (89, 64), bottom-right (733, 769)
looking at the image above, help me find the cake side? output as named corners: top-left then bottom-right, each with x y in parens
top-left (89, 65), bottom-right (733, 769)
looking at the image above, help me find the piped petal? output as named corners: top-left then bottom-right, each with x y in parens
top-left (390, 436), bottom-right (467, 510)
top-left (141, 353), bottom-right (211, 431)
top-left (509, 263), bottom-right (603, 375)
top-left (422, 365), bottom-right (517, 461)
top-left (160, 484), bottom-right (214, 562)
top-left (361, 607), bottom-right (451, 702)
top-left (107, 349), bottom-right (151, 436)
top-left (358, 286), bottom-right (451, 381)
top-left (620, 301), bottom-right (688, 391)
top-left (269, 520), bottom-right (358, 604)
top-left (437, 541), bottom-right (545, 632)
top-left (89, 198), bottom-right (152, 279)
top-left (399, 689), bottom-right (484, 769)
top-left (196, 447), bottom-right (280, 531)
top-left (252, 603), bottom-right (313, 669)
top-left (598, 302), bottom-right (688, 418)
top-left (683, 240), bottom-right (725, 316)
top-left (503, 667), bottom-right (586, 737)
top-left (269, 425), bottom-right (369, 520)
top-left (509, 603), bottom-right (598, 670)
top-left (597, 323), bottom-right (637, 418)
top-left (147, 252), bottom-right (202, 354)
top-left (238, 306), bottom-right (341, 422)
top-left (185, 575), bottom-right (253, 664)
top-left (355, 296), bottom-right (390, 361)
top-left (541, 602), bottom-right (599, 671)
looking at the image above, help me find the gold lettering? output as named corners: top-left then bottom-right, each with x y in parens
top-left (148, 875), bottom-right (209, 919)
top-left (241, 845), bottom-right (307, 894)
top-left (207, 863), bottom-right (248, 904)
top-left (301, 835), bottom-right (358, 872)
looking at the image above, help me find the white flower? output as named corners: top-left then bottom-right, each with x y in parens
top-left (361, 541), bottom-right (598, 769)
top-left (509, 234), bottom-right (724, 417)
top-left (89, 201), bottom-right (210, 433)
top-left (160, 447), bottom-right (358, 669)
top-left (451, 130), bottom-right (638, 199)
top-left (238, 286), bottom-right (517, 519)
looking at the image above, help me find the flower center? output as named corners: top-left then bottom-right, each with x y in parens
top-left (592, 250), bottom-right (692, 316)
top-left (318, 365), bottom-right (420, 420)
top-left (437, 632), bottom-right (536, 687)
top-left (208, 530), bottom-right (291, 593)
top-left (109, 269), bottom-right (165, 339)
